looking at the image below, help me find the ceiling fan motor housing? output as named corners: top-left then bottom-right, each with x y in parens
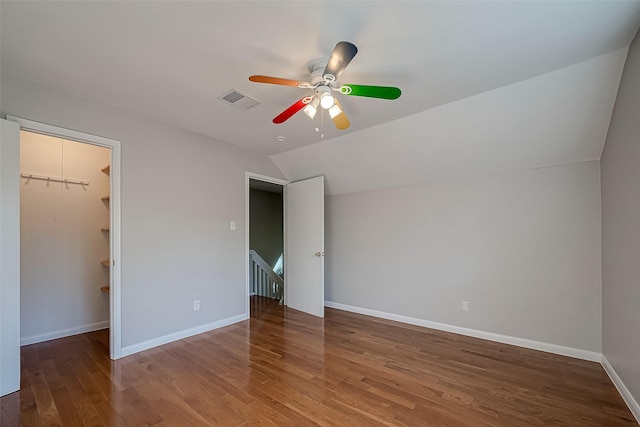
top-left (309, 59), bottom-right (329, 86)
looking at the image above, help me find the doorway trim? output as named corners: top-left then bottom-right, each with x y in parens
top-left (7, 116), bottom-right (123, 360)
top-left (245, 172), bottom-right (288, 316)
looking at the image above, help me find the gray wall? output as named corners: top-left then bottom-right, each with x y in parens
top-left (601, 31), bottom-right (640, 403)
top-left (1, 75), bottom-right (285, 349)
top-left (249, 189), bottom-right (283, 268)
top-left (326, 161), bottom-right (602, 352)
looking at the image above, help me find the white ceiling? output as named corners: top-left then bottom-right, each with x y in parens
top-left (2, 1), bottom-right (640, 194)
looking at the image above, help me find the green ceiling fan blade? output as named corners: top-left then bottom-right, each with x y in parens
top-left (340, 84), bottom-right (401, 100)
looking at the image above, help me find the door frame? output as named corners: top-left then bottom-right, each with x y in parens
top-left (245, 172), bottom-right (288, 315)
top-left (7, 116), bottom-right (123, 360)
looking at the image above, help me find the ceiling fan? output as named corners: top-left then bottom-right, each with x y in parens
top-left (249, 41), bottom-right (401, 130)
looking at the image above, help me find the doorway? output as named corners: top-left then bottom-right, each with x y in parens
top-left (7, 116), bottom-right (122, 359)
top-left (245, 173), bottom-right (326, 319)
top-left (20, 130), bottom-right (111, 351)
top-left (247, 175), bottom-right (285, 318)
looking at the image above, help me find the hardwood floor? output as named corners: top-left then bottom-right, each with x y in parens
top-left (1, 296), bottom-right (636, 426)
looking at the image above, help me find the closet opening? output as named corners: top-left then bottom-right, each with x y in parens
top-left (19, 130), bottom-right (112, 353)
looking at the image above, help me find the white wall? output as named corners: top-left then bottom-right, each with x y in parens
top-left (1, 75), bottom-right (285, 350)
top-left (601, 31), bottom-right (640, 410)
top-left (0, 119), bottom-right (20, 396)
top-left (326, 161), bottom-right (602, 352)
top-left (20, 132), bottom-right (110, 343)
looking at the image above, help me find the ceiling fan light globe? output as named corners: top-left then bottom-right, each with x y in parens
top-left (328, 104), bottom-right (342, 119)
top-left (303, 104), bottom-right (317, 119)
top-left (320, 93), bottom-right (335, 109)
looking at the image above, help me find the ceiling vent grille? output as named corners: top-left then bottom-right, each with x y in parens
top-left (218, 88), bottom-right (260, 112)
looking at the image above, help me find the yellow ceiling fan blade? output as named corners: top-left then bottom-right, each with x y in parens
top-left (331, 99), bottom-right (350, 130)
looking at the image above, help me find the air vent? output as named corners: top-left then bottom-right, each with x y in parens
top-left (217, 88), bottom-right (260, 112)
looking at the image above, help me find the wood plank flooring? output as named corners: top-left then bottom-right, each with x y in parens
top-left (1, 296), bottom-right (636, 426)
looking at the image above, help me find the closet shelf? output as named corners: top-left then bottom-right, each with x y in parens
top-left (100, 166), bottom-right (111, 299)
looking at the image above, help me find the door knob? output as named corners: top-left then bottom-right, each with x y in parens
top-left (315, 251), bottom-right (325, 257)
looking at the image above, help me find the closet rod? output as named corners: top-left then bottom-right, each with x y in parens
top-left (21, 173), bottom-right (89, 186)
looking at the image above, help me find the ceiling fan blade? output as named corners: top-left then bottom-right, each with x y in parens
top-left (249, 75), bottom-right (308, 87)
top-left (331, 99), bottom-right (350, 130)
top-left (273, 97), bottom-right (310, 124)
top-left (340, 84), bottom-right (401, 100)
top-left (323, 41), bottom-right (358, 81)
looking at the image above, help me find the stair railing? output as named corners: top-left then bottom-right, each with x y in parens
top-left (249, 250), bottom-right (284, 304)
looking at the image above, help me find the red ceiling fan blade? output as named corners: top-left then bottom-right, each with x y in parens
top-left (249, 75), bottom-right (308, 87)
top-left (273, 97), bottom-right (311, 124)
top-left (323, 41), bottom-right (358, 81)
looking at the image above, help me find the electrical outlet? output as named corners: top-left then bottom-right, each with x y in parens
top-left (193, 300), bottom-right (200, 311)
top-left (461, 301), bottom-right (469, 312)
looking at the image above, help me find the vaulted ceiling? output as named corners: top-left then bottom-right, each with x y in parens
top-left (2, 1), bottom-right (640, 195)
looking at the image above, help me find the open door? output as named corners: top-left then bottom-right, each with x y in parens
top-left (0, 118), bottom-right (21, 397)
top-left (285, 176), bottom-right (325, 317)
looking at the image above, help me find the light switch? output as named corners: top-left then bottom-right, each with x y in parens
top-left (230, 221), bottom-right (236, 231)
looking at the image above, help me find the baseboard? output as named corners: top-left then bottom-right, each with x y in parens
top-left (324, 301), bottom-right (601, 362)
top-left (602, 355), bottom-right (640, 424)
top-left (120, 313), bottom-right (248, 358)
top-left (21, 320), bottom-right (110, 346)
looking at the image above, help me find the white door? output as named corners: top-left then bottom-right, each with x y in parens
top-left (0, 119), bottom-right (21, 397)
top-left (285, 176), bottom-right (325, 317)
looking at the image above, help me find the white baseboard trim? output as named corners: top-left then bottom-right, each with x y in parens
top-left (120, 313), bottom-right (248, 358)
top-left (602, 355), bottom-right (640, 424)
top-left (21, 321), bottom-right (110, 346)
top-left (324, 301), bottom-right (601, 362)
